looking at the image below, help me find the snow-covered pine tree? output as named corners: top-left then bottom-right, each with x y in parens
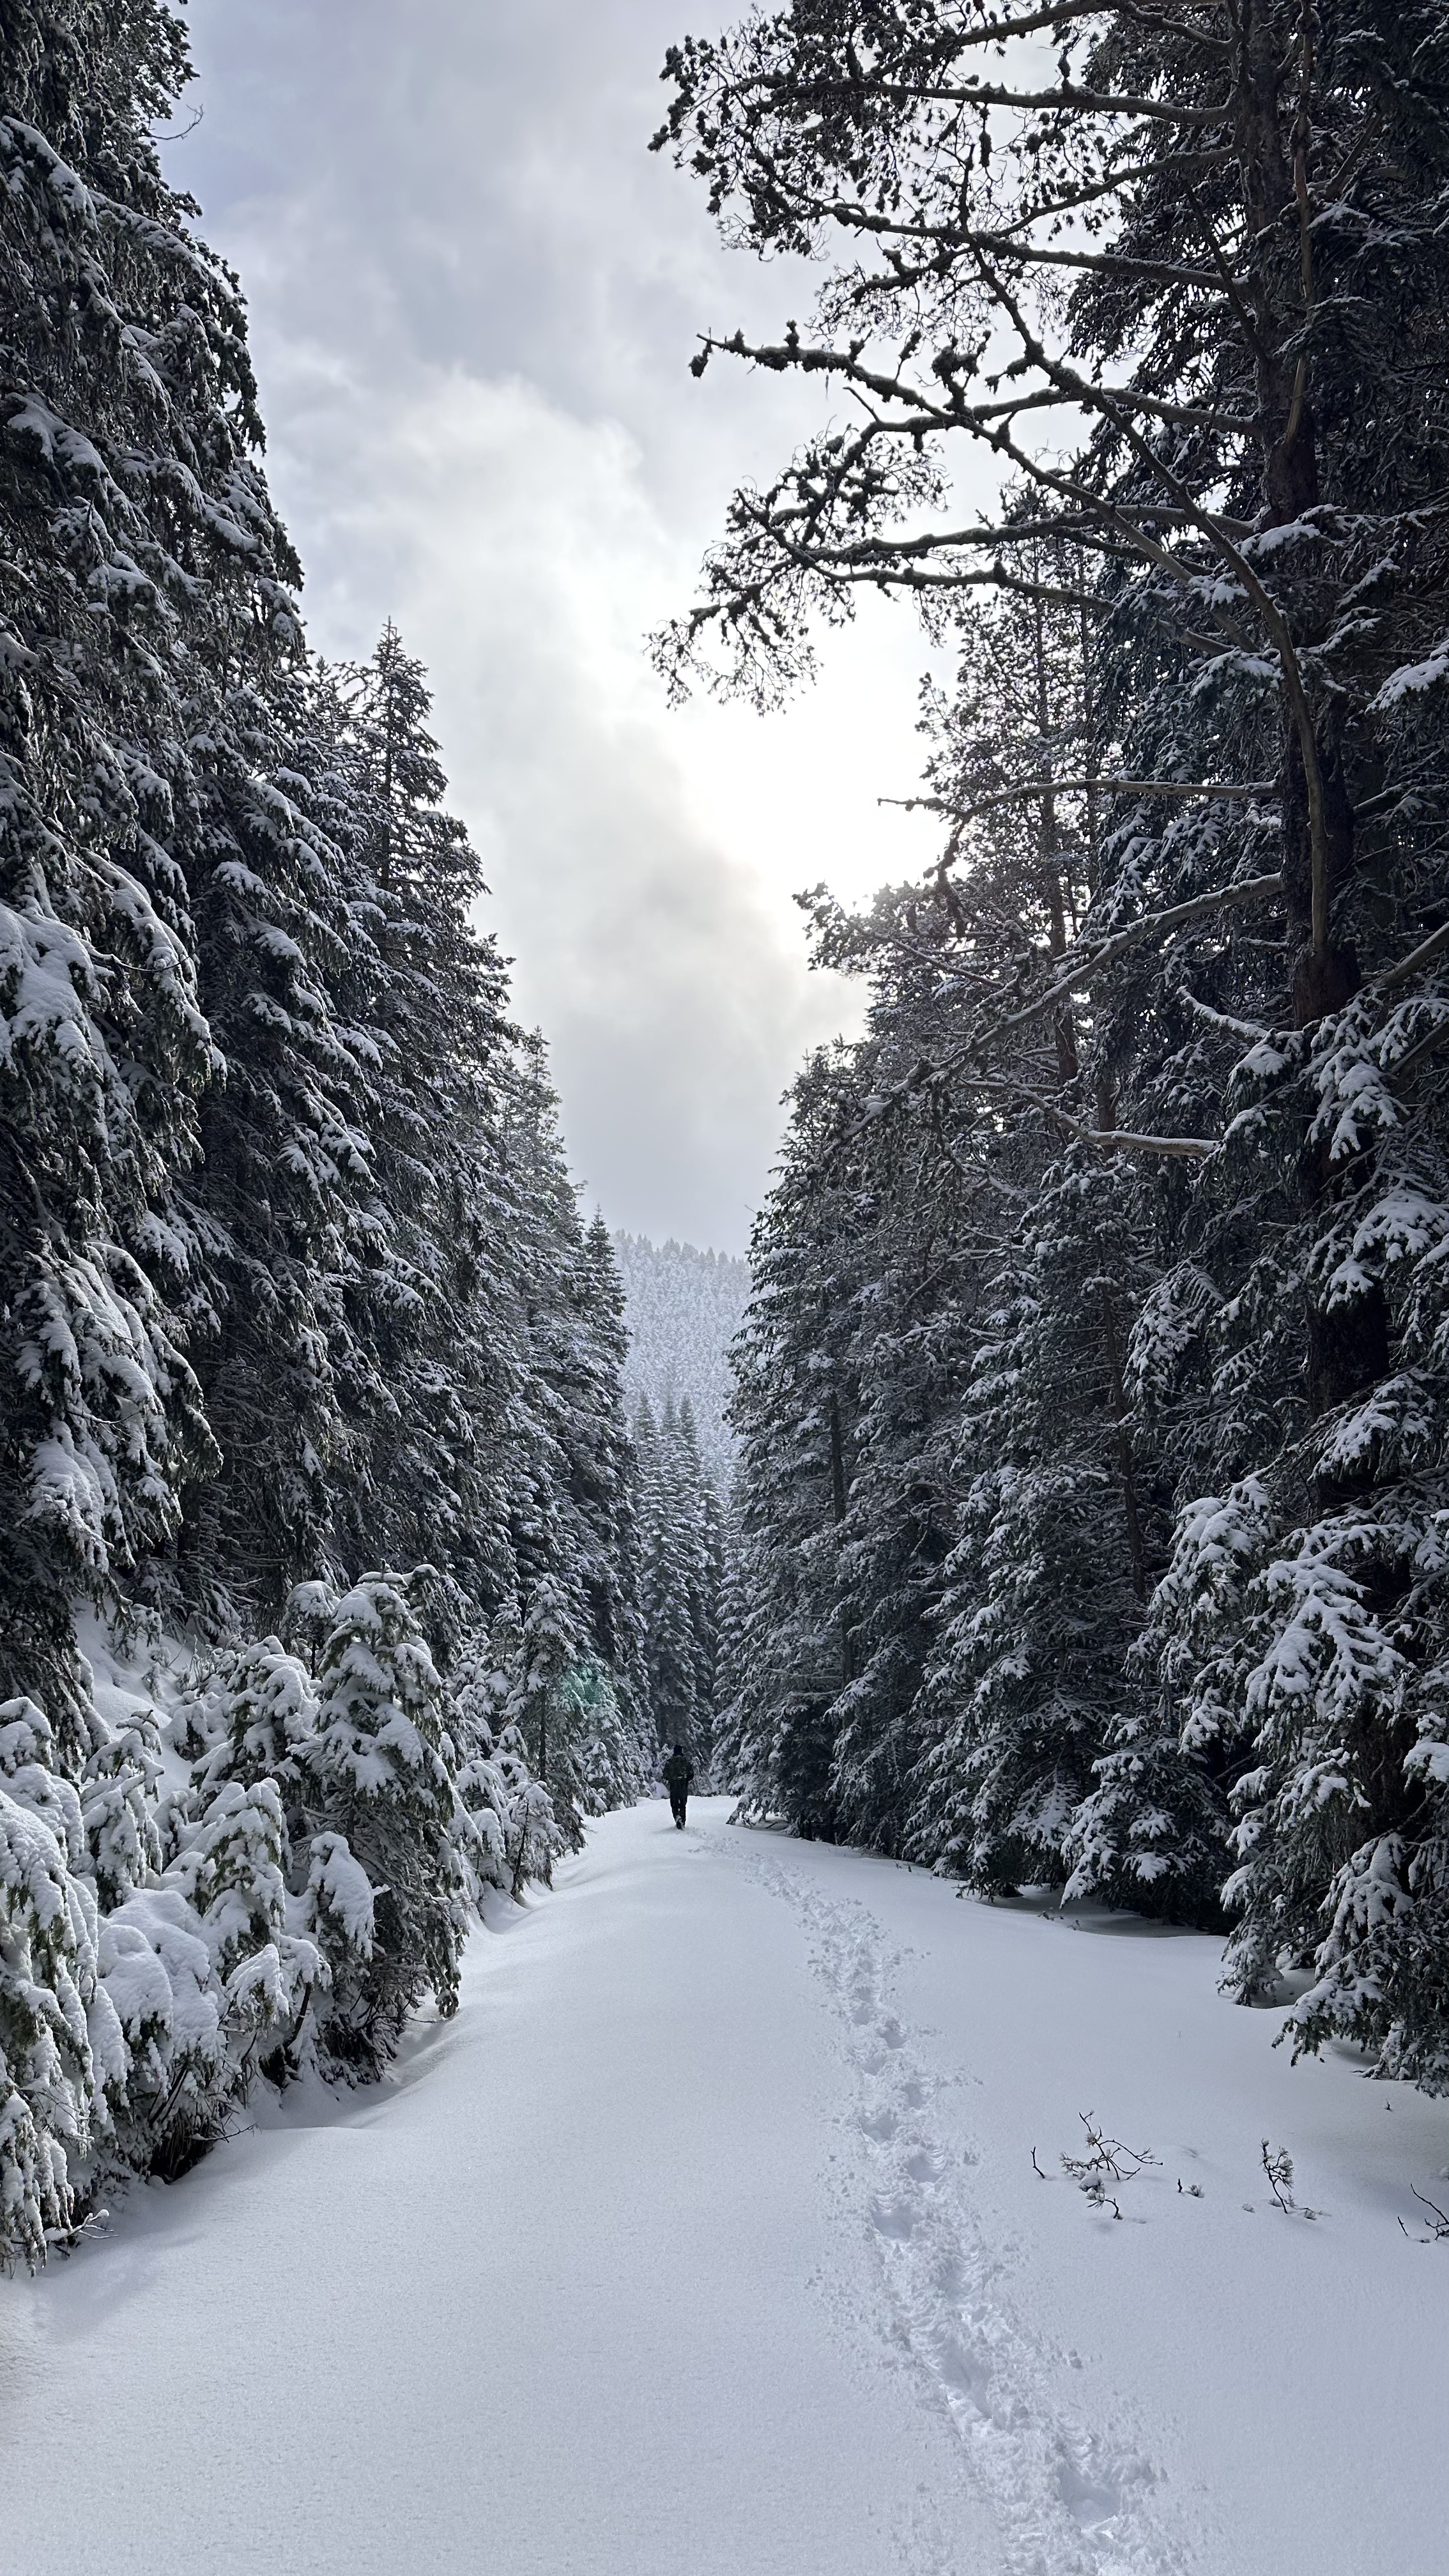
top-left (569, 1211), bottom-right (649, 1715)
top-left (456, 1594), bottom-right (564, 1890)
top-left (0, 1698), bottom-right (119, 2266)
top-left (635, 1392), bottom-right (723, 1767)
top-left (679, 1399), bottom-right (728, 1778)
top-left (635, 1397), bottom-right (686, 1752)
top-left (447, 1620), bottom-right (560, 1894)
top-left (325, 626), bottom-right (514, 1641)
top-left (172, 663), bottom-right (383, 1626)
top-left (162, 1776), bottom-right (320, 2101)
top-left (715, 1048), bottom-right (868, 1838)
top-left (507, 1570), bottom-right (590, 1847)
top-left (0, 0), bottom-right (302, 1723)
top-left (298, 1573), bottom-right (473, 2067)
top-left (485, 1044), bottom-right (649, 1827)
top-left (908, 1156), bottom-right (1169, 1892)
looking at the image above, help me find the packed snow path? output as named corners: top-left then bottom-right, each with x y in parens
top-left (4, 1802), bottom-right (1445, 2576)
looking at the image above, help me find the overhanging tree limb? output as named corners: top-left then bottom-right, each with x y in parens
top-left (958, 873), bottom-right (1286, 1043)
top-left (885, 780), bottom-right (1276, 827)
top-left (958, 1073), bottom-right (1216, 1158)
top-left (1377, 917), bottom-right (1449, 994)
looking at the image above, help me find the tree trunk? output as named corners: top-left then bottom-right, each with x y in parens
top-left (827, 1388), bottom-right (854, 1686)
top-left (1235, 16), bottom-right (1388, 1413)
top-left (1099, 1287), bottom-right (1147, 1605)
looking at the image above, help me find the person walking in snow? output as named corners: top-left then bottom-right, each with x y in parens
top-left (662, 1743), bottom-right (694, 1828)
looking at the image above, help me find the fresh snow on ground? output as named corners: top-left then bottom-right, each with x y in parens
top-left (3, 1800), bottom-right (1444, 2576)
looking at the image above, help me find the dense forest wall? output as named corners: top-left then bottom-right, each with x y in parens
top-left (0, 0), bottom-right (649, 2264)
top-left (677, 0), bottom-right (1449, 2096)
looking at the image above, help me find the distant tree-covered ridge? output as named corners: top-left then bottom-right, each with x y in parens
top-left (0, 0), bottom-right (648, 2265)
top-left (615, 1232), bottom-right (747, 1489)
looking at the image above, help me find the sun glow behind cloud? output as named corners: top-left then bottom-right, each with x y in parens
top-left (173, 0), bottom-right (962, 1248)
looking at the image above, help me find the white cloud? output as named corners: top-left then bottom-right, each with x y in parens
top-left (172, 0), bottom-right (954, 1249)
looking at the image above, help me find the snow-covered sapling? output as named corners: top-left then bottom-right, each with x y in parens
top-left (303, 1574), bottom-right (471, 2066)
top-left (0, 1724), bottom-right (115, 2269)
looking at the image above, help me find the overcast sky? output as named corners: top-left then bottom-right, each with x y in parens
top-left (170, 0), bottom-right (959, 1252)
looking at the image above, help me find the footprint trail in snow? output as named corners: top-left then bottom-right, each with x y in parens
top-left (738, 1849), bottom-right (1188, 2576)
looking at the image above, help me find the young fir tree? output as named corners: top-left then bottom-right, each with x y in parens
top-left (0, 1699), bottom-right (120, 2266)
top-left (298, 1574), bottom-right (473, 2069)
top-left (448, 1618), bottom-right (562, 1894)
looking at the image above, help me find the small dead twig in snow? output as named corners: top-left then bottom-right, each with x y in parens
top-left (1031, 2147), bottom-right (1048, 2180)
top-left (1061, 2112), bottom-right (1158, 2216)
top-left (1399, 2186), bottom-right (1449, 2244)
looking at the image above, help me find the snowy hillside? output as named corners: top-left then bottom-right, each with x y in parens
top-left (615, 1234), bottom-right (749, 1487)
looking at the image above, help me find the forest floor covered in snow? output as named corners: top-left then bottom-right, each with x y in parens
top-left (3, 1797), bottom-right (1445, 2576)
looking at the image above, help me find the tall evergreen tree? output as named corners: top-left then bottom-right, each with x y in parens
top-left (172, 665), bottom-right (380, 1623)
top-left (0, 0), bottom-right (295, 1722)
top-left (635, 1389), bottom-right (729, 1772)
top-left (326, 625), bottom-right (513, 1634)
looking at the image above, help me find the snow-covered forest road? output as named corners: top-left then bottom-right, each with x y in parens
top-left (4, 1800), bottom-right (1444, 2576)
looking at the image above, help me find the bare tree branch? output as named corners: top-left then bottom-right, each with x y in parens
top-left (973, 872), bottom-right (1285, 1040)
top-left (1376, 916), bottom-right (1449, 995)
top-left (961, 1073), bottom-right (1217, 1156)
top-left (875, 77), bottom-right (1232, 127)
top-left (885, 780), bottom-right (1276, 827)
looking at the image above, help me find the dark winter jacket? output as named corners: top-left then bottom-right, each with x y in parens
top-left (662, 1751), bottom-right (694, 1790)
